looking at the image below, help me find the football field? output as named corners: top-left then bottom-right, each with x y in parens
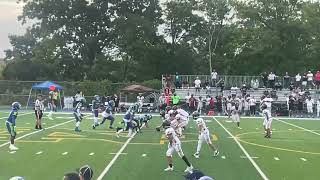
top-left (0, 112), bottom-right (320, 180)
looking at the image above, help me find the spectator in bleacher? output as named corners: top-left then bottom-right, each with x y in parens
top-left (295, 73), bottom-right (301, 88)
top-left (159, 93), bottom-right (166, 111)
top-left (251, 79), bottom-right (259, 89)
top-left (164, 85), bottom-right (171, 96)
top-left (189, 94), bottom-right (197, 113)
top-left (215, 95), bottom-right (223, 115)
top-left (261, 72), bottom-right (268, 88)
top-left (194, 77), bottom-right (201, 93)
top-left (301, 73), bottom-right (308, 90)
top-left (240, 84), bottom-right (247, 97)
top-left (297, 95), bottom-right (304, 118)
top-left (171, 92), bottom-right (180, 106)
top-left (289, 81), bottom-right (295, 91)
top-left (283, 72), bottom-right (290, 89)
top-left (268, 72), bottom-right (276, 89)
top-left (174, 72), bottom-right (182, 89)
top-left (211, 69), bottom-right (218, 87)
top-left (209, 96), bottom-right (215, 111)
top-left (248, 96), bottom-right (256, 116)
top-left (274, 81), bottom-right (282, 91)
top-left (197, 96), bottom-right (204, 114)
top-left (315, 71), bottom-right (320, 89)
top-left (307, 71), bottom-right (314, 89)
top-left (218, 79), bottom-right (225, 92)
top-left (205, 81), bottom-right (211, 94)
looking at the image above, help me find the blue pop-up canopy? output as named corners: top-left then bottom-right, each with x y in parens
top-left (26, 81), bottom-right (64, 109)
top-left (32, 81), bottom-right (63, 90)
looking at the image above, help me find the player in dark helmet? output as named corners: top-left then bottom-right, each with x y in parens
top-left (192, 111), bottom-right (200, 120)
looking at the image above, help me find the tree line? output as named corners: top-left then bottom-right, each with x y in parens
top-left (3, 0), bottom-right (320, 82)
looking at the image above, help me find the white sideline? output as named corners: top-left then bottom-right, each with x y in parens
top-left (96, 132), bottom-right (137, 180)
top-left (0, 119), bottom-right (74, 148)
top-left (275, 118), bottom-right (320, 136)
top-left (213, 117), bottom-right (269, 180)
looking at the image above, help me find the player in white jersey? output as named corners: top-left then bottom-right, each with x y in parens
top-left (261, 95), bottom-right (273, 113)
top-left (305, 97), bottom-right (314, 117)
top-left (164, 127), bottom-right (194, 173)
top-left (174, 106), bottom-right (189, 128)
top-left (231, 103), bottom-right (241, 129)
top-left (137, 93), bottom-right (144, 113)
top-left (261, 104), bottom-right (272, 138)
top-left (192, 112), bottom-right (219, 158)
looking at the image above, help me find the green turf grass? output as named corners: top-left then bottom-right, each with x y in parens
top-left (1, 112), bottom-right (320, 180)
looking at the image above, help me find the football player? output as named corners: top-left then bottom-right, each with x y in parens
top-left (74, 98), bottom-right (85, 132)
top-left (261, 104), bottom-right (272, 138)
top-left (192, 112), bottom-right (219, 158)
top-left (92, 95), bottom-right (101, 129)
top-left (34, 94), bottom-right (45, 130)
top-left (100, 100), bottom-right (115, 129)
top-left (231, 103), bottom-right (241, 128)
top-left (156, 106), bottom-right (172, 131)
top-left (137, 93), bottom-right (144, 113)
top-left (164, 127), bottom-right (193, 173)
top-left (116, 107), bottom-right (134, 138)
top-left (6, 102), bottom-right (21, 151)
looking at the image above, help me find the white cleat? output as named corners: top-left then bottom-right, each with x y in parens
top-left (213, 150), bottom-right (219, 157)
top-left (193, 153), bottom-right (200, 159)
top-left (184, 165), bottom-right (193, 173)
top-left (9, 144), bottom-right (19, 151)
top-left (116, 132), bottom-right (120, 138)
top-left (164, 166), bottom-right (174, 172)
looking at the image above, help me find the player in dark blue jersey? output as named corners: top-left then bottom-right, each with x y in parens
top-left (100, 100), bottom-right (115, 129)
top-left (92, 95), bottom-right (101, 129)
top-left (116, 106), bottom-right (134, 138)
top-left (6, 102), bottom-right (21, 151)
top-left (74, 98), bottom-right (85, 132)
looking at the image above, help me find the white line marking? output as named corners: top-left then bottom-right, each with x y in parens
top-left (274, 157), bottom-right (280, 161)
top-left (275, 119), bottom-right (320, 136)
top-left (26, 123), bottom-right (30, 125)
top-left (300, 158), bottom-right (307, 162)
top-left (97, 132), bottom-right (138, 180)
top-left (213, 117), bottom-right (268, 180)
top-left (9, 151), bottom-right (16, 154)
top-left (89, 152), bottom-right (95, 156)
top-left (36, 151), bottom-right (43, 155)
top-left (62, 152), bottom-right (68, 155)
top-left (142, 154), bottom-right (147, 157)
top-left (221, 156), bottom-right (226, 159)
top-left (240, 156), bottom-right (259, 159)
top-left (288, 129), bottom-right (292, 131)
top-left (109, 153), bottom-right (128, 155)
top-left (0, 119), bottom-right (74, 148)
top-left (205, 120), bottom-right (212, 123)
top-left (0, 112), bottom-right (33, 120)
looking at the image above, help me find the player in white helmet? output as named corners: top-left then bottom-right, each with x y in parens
top-left (192, 111), bottom-right (219, 158)
top-left (164, 127), bottom-right (193, 173)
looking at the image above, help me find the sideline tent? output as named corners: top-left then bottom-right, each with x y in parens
top-left (26, 81), bottom-right (64, 109)
top-left (122, 85), bottom-right (156, 93)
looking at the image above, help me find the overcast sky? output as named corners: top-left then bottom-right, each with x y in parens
top-left (0, 0), bottom-right (27, 58)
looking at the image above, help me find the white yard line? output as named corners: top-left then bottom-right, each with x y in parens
top-left (97, 132), bottom-right (137, 180)
top-left (0, 119), bottom-right (73, 148)
top-left (213, 117), bottom-right (269, 180)
top-left (275, 118), bottom-right (320, 136)
top-left (0, 112), bottom-right (33, 120)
